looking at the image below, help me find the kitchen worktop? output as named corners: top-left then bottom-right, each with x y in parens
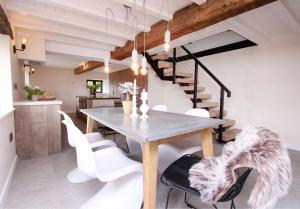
top-left (14, 100), bottom-right (63, 106)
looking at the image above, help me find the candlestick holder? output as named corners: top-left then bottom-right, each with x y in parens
top-left (140, 93), bottom-right (149, 119)
top-left (130, 94), bottom-right (139, 118)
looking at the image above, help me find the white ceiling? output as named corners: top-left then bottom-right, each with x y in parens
top-left (2, 0), bottom-right (300, 71)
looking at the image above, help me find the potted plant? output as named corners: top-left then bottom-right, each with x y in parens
top-left (86, 82), bottom-right (101, 96)
top-left (118, 82), bottom-right (139, 114)
top-left (24, 85), bottom-right (45, 101)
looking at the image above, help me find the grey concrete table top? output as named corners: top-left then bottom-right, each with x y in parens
top-left (81, 107), bottom-right (224, 142)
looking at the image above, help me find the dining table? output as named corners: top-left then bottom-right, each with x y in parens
top-left (81, 107), bottom-right (224, 209)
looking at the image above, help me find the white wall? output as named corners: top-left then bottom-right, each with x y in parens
top-left (148, 33), bottom-right (300, 149)
top-left (0, 10), bottom-right (18, 206)
top-left (148, 69), bottom-right (192, 113)
top-left (30, 67), bottom-right (109, 113)
top-left (15, 30), bottom-right (46, 62)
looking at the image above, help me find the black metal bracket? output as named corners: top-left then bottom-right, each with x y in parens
top-left (13, 44), bottom-right (26, 53)
top-left (172, 48), bottom-right (176, 84)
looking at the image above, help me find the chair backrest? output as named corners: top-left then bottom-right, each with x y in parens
top-left (62, 120), bottom-right (97, 178)
top-left (59, 111), bottom-right (77, 147)
top-left (185, 108), bottom-right (209, 118)
top-left (58, 110), bottom-right (75, 125)
top-left (152, 105), bottom-right (168, 112)
top-left (218, 168), bottom-right (252, 202)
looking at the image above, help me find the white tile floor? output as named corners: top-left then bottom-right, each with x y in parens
top-left (4, 115), bottom-right (300, 209)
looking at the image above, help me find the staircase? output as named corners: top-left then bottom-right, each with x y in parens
top-left (146, 48), bottom-right (241, 142)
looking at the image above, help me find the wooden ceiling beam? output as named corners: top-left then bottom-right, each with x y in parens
top-left (0, 4), bottom-right (13, 39)
top-left (74, 61), bottom-right (104, 74)
top-left (111, 0), bottom-right (277, 60)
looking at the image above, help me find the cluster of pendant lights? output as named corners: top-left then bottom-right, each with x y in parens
top-left (104, 0), bottom-right (171, 76)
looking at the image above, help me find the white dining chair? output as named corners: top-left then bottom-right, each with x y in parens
top-left (58, 110), bottom-right (115, 148)
top-left (152, 104), bottom-right (168, 112)
top-left (158, 108), bottom-right (209, 171)
top-left (62, 121), bottom-right (143, 209)
top-left (59, 111), bottom-right (116, 183)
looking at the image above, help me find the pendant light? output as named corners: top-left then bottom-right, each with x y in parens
top-left (163, 0), bottom-right (171, 52)
top-left (104, 8), bottom-right (115, 74)
top-left (104, 58), bottom-right (109, 74)
top-left (164, 26), bottom-right (171, 52)
top-left (131, 15), bottom-right (140, 73)
top-left (131, 47), bottom-right (139, 72)
top-left (140, 0), bottom-right (148, 76)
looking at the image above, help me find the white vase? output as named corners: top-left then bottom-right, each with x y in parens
top-left (122, 101), bottom-right (132, 114)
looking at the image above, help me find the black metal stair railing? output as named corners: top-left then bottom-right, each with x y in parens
top-left (181, 45), bottom-right (231, 143)
top-left (145, 48), bottom-right (231, 142)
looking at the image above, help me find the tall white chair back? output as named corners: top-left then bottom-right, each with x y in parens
top-left (185, 108), bottom-right (209, 118)
top-left (152, 105), bottom-right (168, 112)
top-left (62, 120), bottom-right (97, 178)
top-left (58, 111), bottom-right (77, 147)
top-left (58, 110), bottom-right (74, 125)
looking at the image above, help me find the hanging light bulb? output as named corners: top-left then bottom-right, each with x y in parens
top-left (131, 48), bottom-right (139, 72)
top-left (164, 29), bottom-right (171, 52)
top-left (134, 68), bottom-right (139, 75)
top-left (104, 58), bottom-right (109, 74)
top-left (140, 56), bottom-right (148, 75)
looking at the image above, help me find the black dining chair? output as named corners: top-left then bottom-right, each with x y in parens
top-left (161, 154), bottom-right (252, 209)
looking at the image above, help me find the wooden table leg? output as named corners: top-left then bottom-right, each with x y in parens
top-left (200, 128), bottom-right (214, 157)
top-left (142, 141), bottom-right (158, 209)
top-left (86, 116), bottom-right (94, 133)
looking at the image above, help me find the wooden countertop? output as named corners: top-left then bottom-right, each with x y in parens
top-left (14, 100), bottom-right (63, 106)
top-left (76, 96), bottom-right (121, 100)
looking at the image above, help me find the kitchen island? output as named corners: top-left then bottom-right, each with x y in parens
top-left (14, 100), bottom-right (62, 159)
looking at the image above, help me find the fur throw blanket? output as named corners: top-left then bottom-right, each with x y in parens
top-left (189, 126), bottom-right (292, 209)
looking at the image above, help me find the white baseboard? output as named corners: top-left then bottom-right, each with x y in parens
top-left (0, 155), bottom-right (18, 208)
top-left (287, 143), bottom-right (300, 152)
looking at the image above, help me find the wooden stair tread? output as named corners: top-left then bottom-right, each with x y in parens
top-left (158, 61), bottom-right (173, 68)
top-left (152, 53), bottom-right (169, 60)
top-left (176, 78), bottom-right (195, 84)
top-left (188, 93), bottom-right (211, 99)
top-left (196, 102), bottom-right (218, 108)
top-left (180, 86), bottom-right (205, 92)
top-left (215, 119), bottom-right (235, 128)
top-left (209, 109), bottom-right (228, 118)
top-left (164, 71), bottom-right (193, 77)
top-left (222, 128), bottom-right (241, 141)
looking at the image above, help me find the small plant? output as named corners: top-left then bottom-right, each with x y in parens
top-left (24, 85), bottom-right (45, 100)
top-left (118, 82), bottom-right (139, 101)
top-left (86, 82), bottom-right (101, 96)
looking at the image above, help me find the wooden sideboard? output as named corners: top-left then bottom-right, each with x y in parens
top-left (14, 100), bottom-right (62, 159)
top-left (76, 96), bottom-right (121, 122)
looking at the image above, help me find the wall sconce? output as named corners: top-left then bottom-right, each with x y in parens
top-left (24, 64), bottom-right (35, 75)
top-left (29, 67), bottom-right (35, 75)
top-left (13, 38), bottom-right (27, 53)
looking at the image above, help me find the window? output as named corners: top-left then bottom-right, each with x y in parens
top-left (86, 79), bottom-right (103, 93)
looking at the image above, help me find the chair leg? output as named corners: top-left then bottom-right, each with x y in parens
top-left (184, 193), bottom-right (197, 209)
top-left (230, 200), bottom-right (236, 209)
top-left (165, 188), bottom-right (173, 209)
top-left (213, 204), bottom-right (218, 209)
